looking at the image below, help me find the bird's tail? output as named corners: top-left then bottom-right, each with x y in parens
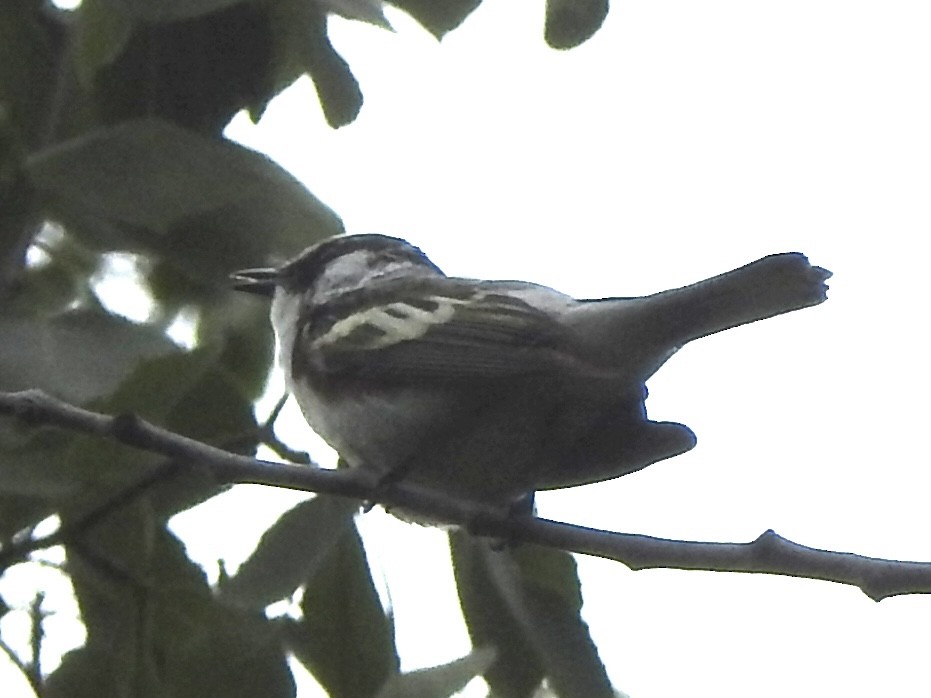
top-left (567, 253), bottom-right (831, 378)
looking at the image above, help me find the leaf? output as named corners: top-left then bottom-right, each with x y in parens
top-left (497, 546), bottom-right (613, 698)
top-left (267, 1), bottom-right (363, 128)
top-left (287, 521), bottom-right (399, 698)
top-left (544, 0), bottom-right (609, 50)
top-left (320, 0), bottom-right (393, 29)
top-left (0, 492), bottom-right (54, 544)
top-left (45, 643), bottom-right (136, 698)
top-left (0, 424), bottom-right (80, 541)
top-left (103, 0), bottom-right (251, 23)
top-left (450, 533), bottom-right (615, 698)
top-left (88, 2), bottom-right (276, 135)
top-left (196, 294), bottom-right (277, 403)
top-left (26, 118), bottom-right (343, 278)
top-left (220, 495), bottom-right (358, 610)
top-left (450, 532), bottom-right (545, 698)
top-left (161, 600), bottom-right (296, 698)
top-left (0, 423), bottom-right (80, 499)
top-left (50, 505), bottom-right (194, 698)
top-left (73, 348), bottom-right (256, 518)
top-left (390, 0), bottom-right (482, 39)
top-left (375, 647), bottom-right (496, 698)
top-left (72, 0), bottom-right (133, 85)
top-left (0, 0), bottom-right (65, 148)
top-left (0, 308), bottom-right (179, 405)
top-left (51, 521), bottom-right (294, 698)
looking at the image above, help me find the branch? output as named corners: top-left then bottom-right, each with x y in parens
top-left (2, 389), bottom-right (929, 601)
top-left (0, 631), bottom-right (41, 698)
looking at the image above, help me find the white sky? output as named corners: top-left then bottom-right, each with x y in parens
top-left (2, 1), bottom-right (929, 697)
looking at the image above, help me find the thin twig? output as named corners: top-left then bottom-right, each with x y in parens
top-left (27, 592), bottom-right (44, 687)
top-left (1, 389), bottom-right (930, 601)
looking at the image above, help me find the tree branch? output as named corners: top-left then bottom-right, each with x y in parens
top-left (2, 389), bottom-right (929, 601)
top-left (0, 631), bottom-right (41, 697)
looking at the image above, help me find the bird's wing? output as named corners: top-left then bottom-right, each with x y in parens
top-left (294, 277), bottom-right (582, 382)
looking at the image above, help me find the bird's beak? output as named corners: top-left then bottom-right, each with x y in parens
top-left (230, 267), bottom-right (279, 297)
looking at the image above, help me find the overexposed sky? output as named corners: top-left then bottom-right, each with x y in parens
top-left (3, 1), bottom-right (929, 697)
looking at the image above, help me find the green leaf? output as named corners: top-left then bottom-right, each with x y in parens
top-left (197, 294), bottom-right (277, 403)
top-left (267, 1), bottom-right (362, 128)
top-left (287, 521), bottom-right (399, 698)
top-left (544, 0), bottom-right (609, 50)
top-left (450, 532), bottom-right (545, 698)
top-left (51, 521), bottom-right (294, 698)
top-left (0, 0), bottom-right (64, 148)
top-left (75, 348), bottom-right (256, 518)
top-left (45, 643), bottom-right (138, 698)
top-left (161, 599), bottom-right (296, 698)
top-left (390, 0), bottom-right (483, 39)
top-left (87, 2), bottom-right (275, 135)
top-left (0, 422), bottom-right (81, 505)
top-left (503, 546), bottom-right (612, 698)
top-left (26, 118), bottom-right (343, 278)
top-left (72, 0), bottom-right (133, 85)
top-left (375, 647), bottom-right (496, 698)
top-left (50, 505), bottom-right (192, 698)
top-left (0, 492), bottom-right (54, 544)
top-left (2, 254), bottom-right (91, 315)
top-left (0, 308), bottom-right (179, 405)
top-left (220, 495), bottom-right (358, 610)
top-left (104, 0), bottom-right (251, 23)
top-left (0, 421), bottom-right (82, 540)
top-left (451, 534), bottom-right (615, 698)
top-left (0, 176), bottom-right (43, 297)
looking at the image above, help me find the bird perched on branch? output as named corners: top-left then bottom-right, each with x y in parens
top-left (233, 234), bottom-right (830, 517)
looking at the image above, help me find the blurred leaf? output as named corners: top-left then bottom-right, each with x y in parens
top-left (0, 0), bottom-right (65, 148)
top-left (375, 647), bottom-right (496, 698)
top-left (72, 0), bottom-right (133, 86)
top-left (161, 597), bottom-right (295, 698)
top-left (322, 0), bottom-right (393, 29)
top-left (89, 3), bottom-right (274, 135)
top-left (0, 492), bottom-right (53, 544)
top-left (501, 546), bottom-right (613, 698)
top-left (52, 520), bottom-right (294, 697)
top-left (267, 1), bottom-right (362, 128)
top-left (105, 0), bottom-right (251, 23)
top-left (451, 534), bottom-right (615, 698)
top-left (72, 348), bottom-right (256, 518)
top-left (0, 308), bottom-right (178, 404)
top-left (208, 297), bottom-right (277, 402)
top-left (0, 422), bottom-right (78, 540)
top-left (390, 0), bottom-right (482, 39)
top-left (220, 495), bottom-right (358, 610)
top-left (287, 520), bottom-right (398, 698)
top-left (511, 542), bottom-right (582, 612)
top-left (0, 423), bottom-right (79, 499)
top-left (50, 499), bottom-right (170, 698)
top-left (156, 352), bottom-right (257, 448)
top-left (0, 175), bottom-right (42, 296)
top-left (3, 254), bottom-right (90, 314)
top-left (45, 643), bottom-right (138, 698)
top-left (450, 532), bottom-right (544, 698)
top-left (544, 0), bottom-right (609, 50)
top-left (26, 118), bottom-right (343, 278)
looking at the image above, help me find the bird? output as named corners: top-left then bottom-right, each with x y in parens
top-left (232, 234), bottom-right (830, 518)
